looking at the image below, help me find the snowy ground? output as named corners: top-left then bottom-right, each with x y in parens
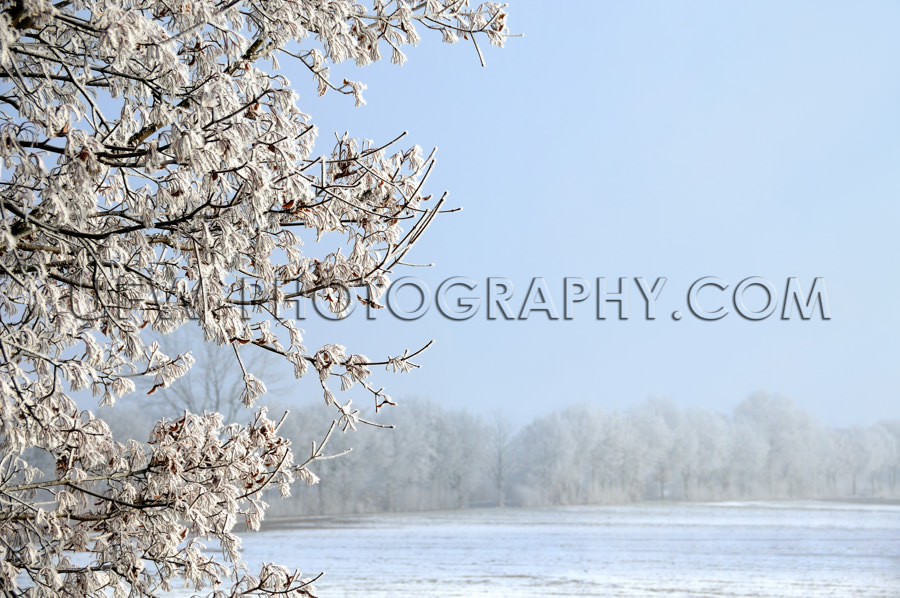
top-left (171, 501), bottom-right (900, 597)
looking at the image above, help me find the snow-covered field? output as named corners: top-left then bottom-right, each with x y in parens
top-left (188, 501), bottom-right (900, 597)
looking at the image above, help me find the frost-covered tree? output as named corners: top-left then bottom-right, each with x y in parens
top-left (486, 411), bottom-right (513, 507)
top-left (0, 0), bottom-right (509, 595)
top-left (140, 328), bottom-right (287, 424)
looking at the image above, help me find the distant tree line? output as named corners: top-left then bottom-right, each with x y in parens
top-left (95, 392), bottom-right (900, 515)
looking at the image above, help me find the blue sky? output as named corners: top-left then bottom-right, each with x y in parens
top-left (281, 1), bottom-right (900, 427)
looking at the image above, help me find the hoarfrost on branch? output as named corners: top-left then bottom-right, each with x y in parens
top-left (0, 0), bottom-right (508, 595)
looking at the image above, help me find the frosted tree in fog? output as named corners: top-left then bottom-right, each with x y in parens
top-left (487, 412), bottom-right (514, 507)
top-left (0, 0), bottom-right (509, 595)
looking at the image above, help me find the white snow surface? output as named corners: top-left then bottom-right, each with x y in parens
top-left (169, 501), bottom-right (900, 597)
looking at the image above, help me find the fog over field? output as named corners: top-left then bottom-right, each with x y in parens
top-left (97, 391), bottom-right (900, 517)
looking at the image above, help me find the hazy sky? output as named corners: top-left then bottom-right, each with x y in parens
top-left (274, 1), bottom-right (900, 428)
